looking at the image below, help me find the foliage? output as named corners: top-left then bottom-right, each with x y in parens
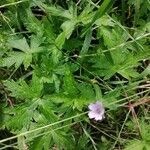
top-left (0, 0), bottom-right (150, 149)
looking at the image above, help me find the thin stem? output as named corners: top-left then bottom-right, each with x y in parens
top-left (0, 0), bottom-right (28, 8)
top-left (112, 110), bottom-right (131, 149)
top-left (0, 112), bottom-right (87, 144)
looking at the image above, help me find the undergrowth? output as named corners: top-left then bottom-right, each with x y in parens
top-left (0, 0), bottom-right (150, 150)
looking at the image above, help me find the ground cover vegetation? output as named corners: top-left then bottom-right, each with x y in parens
top-left (0, 0), bottom-right (150, 149)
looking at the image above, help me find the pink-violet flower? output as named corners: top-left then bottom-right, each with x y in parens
top-left (88, 101), bottom-right (105, 121)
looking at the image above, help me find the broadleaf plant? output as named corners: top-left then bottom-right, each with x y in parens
top-left (0, 0), bottom-right (150, 149)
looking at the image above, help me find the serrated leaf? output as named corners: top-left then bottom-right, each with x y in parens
top-left (3, 36), bottom-right (44, 69)
top-left (38, 100), bottom-right (58, 123)
top-left (4, 74), bottom-right (43, 100)
top-left (30, 133), bottom-right (52, 150)
top-left (95, 15), bottom-right (115, 27)
top-left (25, 9), bottom-right (44, 36)
top-left (82, 0), bottom-right (115, 36)
top-left (23, 53), bottom-right (32, 70)
top-left (78, 4), bottom-right (94, 24)
top-left (8, 38), bottom-right (30, 52)
top-left (2, 52), bottom-right (25, 68)
top-left (35, 1), bottom-right (75, 20)
top-left (5, 104), bottom-right (35, 131)
top-left (80, 29), bottom-right (92, 56)
top-left (55, 21), bottom-right (75, 50)
top-left (63, 71), bottom-right (79, 96)
top-left (77, 82), bottom-right (95, 99)
top-left (61, 20), bottom-right (75, 39)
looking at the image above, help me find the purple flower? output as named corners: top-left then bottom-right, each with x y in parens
top-left (88, 101), bottom-right (105, 121)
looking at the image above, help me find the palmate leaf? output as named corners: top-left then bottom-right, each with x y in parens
top-left (3, 97), bottom-right (59, 133)
top-left (55, 20), bottom-right (75, 50)
top-left (43, 18), bottom-right (56, 43)
top-left (25, 9), bottom-right (44, 36)
top-left (29, 129), bottom-right (74, 150)
top-left (90, 24), bottom-right (150, 79)
top-left (4, 74), bottom-right (43, 100)
top-left (46, 94), bottom-right (88, 111)
top-left (45, 81), bottom-right (95, 111)
top-left (51, 130), bottom-right (74, 149)
top-left (92, 53), bottom-right (141, 80)
top-left (99, 26), bottom-right (129, 65)
top-left (2, 52), bottom-right (27, 69)
top-left (3, 97), bottom-right (69, 149)
top-left (50, 21), bottom-right (75, 64)
top-left (4, 104), bottom-right (35, 132)
top-left (29, 133), bottom-right (53, 150)
top-left (48, 20), bottom-right (76, 65)
top-left (35, 1), bottom-right (77, 20)
top-left (82, 0), bottom-right (115, 36)
top-left (51, 16), bottom-right (76, 64)
top-left (2, 36), bottom-right (44, 70)
top-left (37, 100), bottom-right (58, 123)
top-left (75, 134), bottom-right (89, 150)
top-left (35, 56), bottom-right (73, 93)
top-left (35, 2), bottom-right (77, 42)
top-left (9, 37), bottom-right (30, 52)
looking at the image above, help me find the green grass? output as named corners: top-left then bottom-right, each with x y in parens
top-left (0, 0), bottom-right (150, 149)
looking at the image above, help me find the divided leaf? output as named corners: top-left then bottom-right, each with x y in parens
top-left (2, 36), bottom-right (44, 69)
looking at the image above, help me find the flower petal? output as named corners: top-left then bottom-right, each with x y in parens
top-left (88, 103), bottom-right (97, 110)
top-left (94, 114), bottom-right (103, 121)
top-left (88, 102), bottom-right (102, 111)
top-left (88, 101), bottom-right (105, 121)
top-left (88, 111), bottom-right (97, 119)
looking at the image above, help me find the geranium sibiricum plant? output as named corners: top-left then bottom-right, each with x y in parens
top-left (88, 101), bottom-right (105, 121)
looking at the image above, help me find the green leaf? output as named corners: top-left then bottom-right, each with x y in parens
top-left (4, 74), bottom-right (43, 100)
top-left (4, 104), bottom-right (36, 131)
top-left (103, 88), bottom-right (121, 109)
top-left (61, 20), bottom-right (75, 39)
top-left (91, 0), bottom-right (115, 25)
top-left (141, 64), bottom-right (150, 77)
top-left (30, 35), bottom-right (45, 53)
top-left (93, 84), bottom-right (102, 99)
top-left (37, 99), bottom-right (58, 123)
top-left (25, 9), bottom-right (44, 36)
top-left (30, 133), bottom-right (52, 150)
top-left (80, 29), bottom-right (92, 56)
top-left (124, 140), bottom-right (150, 150)
top-left (55, 20), bottom-right (75, 50)
top-left (95, 15), bottom-right (115, 27)
top-left (23, 53), bottom-right (32, 69)
top-left (82, 0), bottom-right (115, 36)
top-left (78, 4), bottom-right (94, 24)
top-left (2, 36), bottom-right (44, 69)
top-left (63, 71), bottom-right (79, 96)
top-left (118, 68), bottom-right (140, 80)
top-left (8, 37), bottom-right (30, 52)
top-left (2, 52), bottom-right (25, 68)
top-left (35, 1), bottom-right (76, 20)
top-left (77, 82), bottom-right (95, 100)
